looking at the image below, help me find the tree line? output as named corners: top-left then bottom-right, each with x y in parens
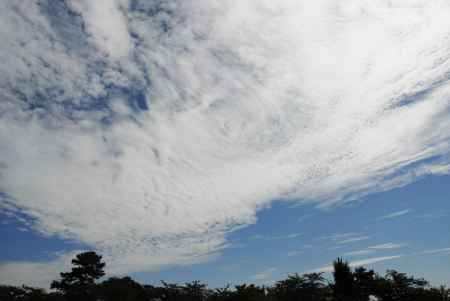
top-left (1, 251), bottom-right (449, 301)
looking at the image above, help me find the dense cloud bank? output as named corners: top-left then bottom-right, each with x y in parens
top-left (1, 0), bottom-right (450, 286)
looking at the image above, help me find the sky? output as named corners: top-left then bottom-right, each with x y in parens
top-left (1, 0), bottom-right (450, 288)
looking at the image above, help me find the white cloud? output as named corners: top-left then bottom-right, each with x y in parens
top-left (415, 247), bottom-right (450, 255)
top-left (0, 251), bottom-right (78, 288)
top-left (287, 250), bottom-right (304, 257)
top-left (338, 236), bottom-right (371, 244)
top-left (315, 246), bottom-right (450, 274)
top-left (368, 243), bottom-right (406, 250)
top-left (343, 242), bottom-right (405, 257)
top-left (376, 209), bottom-right (412, 221)
top-left (271, 233), bottom-right (303, 240)
top-left (297, 214), bottom-right (313, 223)
top-left (350, 255), bottom-right (404, 268)
top-left (309, 255), bottom-right (404, 273)
top-left (1, 0), bottom-right (450, 287)
top-left (249, 232), bottom-right (302, 240)
top-left (251, 267), bottom-right (277, 281)
top-left (322, 233), bottom-right (371, 245)
top-left (343, 249), bottom-right (375, 257)
top-left (414, 211), bottom-right (450, 221)
top-left (249, 234), bottom-right (265, 240)
top-left (320, 232), bottom-right (360, 240)
top-left (68, 0), bottom-right (132, 59)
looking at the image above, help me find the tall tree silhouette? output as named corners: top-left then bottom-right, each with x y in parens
top-left (332, 258), bottom-right (355, 301)
top-left (51, 251), bottom-right (105, 301)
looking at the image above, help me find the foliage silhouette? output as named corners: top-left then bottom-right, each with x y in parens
top-left (1, 251), bottom-right (449, 301)
top-left (50, 251), bottom-right (105, 301)
top-left (268, 272), bottom-right (330, 301)
top-left (333, 258), bottom-right (356, 301)
top-left (97, 277), bottom-right (146, 301)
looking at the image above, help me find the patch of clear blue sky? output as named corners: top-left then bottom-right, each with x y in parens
top-left (1, 174), bottom-right (450, 287)
top-left (0, 213), bottom-right (88, 262)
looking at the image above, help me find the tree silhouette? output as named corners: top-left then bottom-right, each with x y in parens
top-left (209, 285), bottom-right (233, 301)
top-left (268, 272), bottom-right (329, 301)
top-left (183, 280), bottom-right (209, 301)
top-left (51, 251), bottom-right (105, 301)
top-left (1, 253), bottom-right (448, 301)
top-left (373, 269), bottom-right (432, 301)
top-left (353, 266), bottom-right (376, 301)
top-left (232, 284), bottom-right (266, 301)
top-left (97, 276), bottom-right (146, 301)
top-left (332, 258), bottom-right (356, 301)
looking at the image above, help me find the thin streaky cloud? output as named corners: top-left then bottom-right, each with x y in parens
top-left (297, 214), bottom-right (313, 223)
top-left (308, 255), bottom-right (404, 273)
top-left (287, 250), bottom-right (305, 257)
top-left (350, 256), bottom-right (404, 268)
top-left (415, 248), bottom-right (450, 255)
top-left (318, 232), bottom-right (363, 241)
top-left (376, 209), bottom-right (413, 221)
top-left (251, 267), bottom-right (277, 281)
top-left (343, 249), bottom-right (375, 257)
top-left (312, 248), bottom-right (450, 275)
top-left (343, 243), bottom-right (405, 256)
top-left (249, 235), bottom-right (265, 240)
top-left (249, 233), bottom-right (303, 241)
top-left (271, 233), bottom-right (303, 240)
top-left (321, 232), bottom-right (371, 247)
top-left (368, 243), bottom-right (406, 250)
top-left (329, 245), bottom-right (346, 250)
top-left (414, 211), bottom-right (450, 221)
top-left (337, 236), bottom-right (371, 244)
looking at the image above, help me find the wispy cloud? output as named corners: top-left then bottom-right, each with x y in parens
top-left (228, 242), bottom-right (247, 249)
top-left (0, 251), bottom-right (78, 288)
top-left (218, 263), bottom-right (245, 272)
top-left (414, 211), bottom-right (450, 221)
top-left (251, 267), bottom-right (277, 281)
top-left (297, 214), bottom-right (313, 223)
top-left (271, 233), bottom-right (303, 240)
top-left (343, 243), bottom-right (405, 257)
top-left (376, 209), bottom-right (412, 221)
top-left (343, 249), bottom-right (375, 257)
top-left (320, 232), bottom-right (360, 240)
top-left (368, 243), bottom-right (406, 250)
top-left (249, 235), bottom-right (265, 240)
top-left (287, 250), bottom-right (305, 257)
top-left (338, 236), bottom-right (371, 244)
top-left (250, 233), bottom-right (303, 241)
top-left (314, 246), bottom-right (450, 274)
top-left (349, 256), bottom-right (404, 269)
top-left (309, 255), bottom-right (404, 273)
top-left (329, 245), bottom-right (346, 250)
top-left (322, 233), bottom-right (371, 245)
top-left (415, 248), bottom-right (450, 255)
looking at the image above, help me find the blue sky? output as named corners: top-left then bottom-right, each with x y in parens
top-left (1, 0), bottom-right (450, 289)
top-left (3, 174), bottom-right (450, 287)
